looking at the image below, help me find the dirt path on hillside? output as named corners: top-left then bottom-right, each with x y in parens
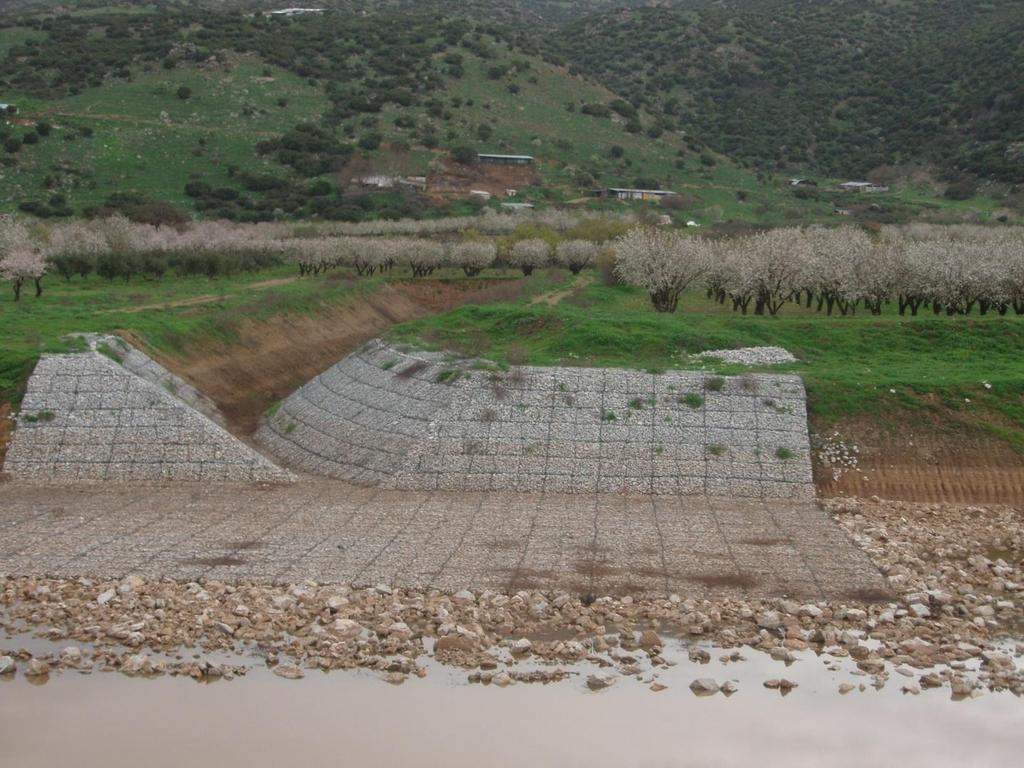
top-left (103, 277), bottom-right (299, 314)
top-left (529, 273), bottom-right (592, 306)
top-left (815, 419), bottom-right (1024, 504)
top-left (133, 278), bottom-right (528, 437)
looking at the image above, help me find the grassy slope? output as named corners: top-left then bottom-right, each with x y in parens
top-left (2, 55), bottom-right (328, 210)
top-left (390, 274), bottom-right (1024, 448)
top-left (0, 265), bottom-right (373, 403)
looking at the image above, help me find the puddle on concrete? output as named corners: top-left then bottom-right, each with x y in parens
top-left (1, 632), bottom-right (1021, 768)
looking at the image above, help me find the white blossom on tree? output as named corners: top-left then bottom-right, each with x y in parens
top-left (614, 228), bottom-right (711, 312)
top-left (450, 241), bottom-right (496, 277)
top-left (507, 238), bottom-right (550, 276)
top-left (403, 239), bottom-right (446, 277)
top-left (555, 239), bottom-right (599, 274)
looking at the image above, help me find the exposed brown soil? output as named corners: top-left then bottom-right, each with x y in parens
top-left (426, 158), bottom-right (539, 199)
top-left (129, 278), bottom-right (526, 437)
top-left (815, 416), bottom-right (1024, 504)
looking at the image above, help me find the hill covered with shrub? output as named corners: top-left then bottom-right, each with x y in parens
top-left (0, 1), bottom-right (1020, 224)
top-left (550, 0), bottom-right (1024, 182)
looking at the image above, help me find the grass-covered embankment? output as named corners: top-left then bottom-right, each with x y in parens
top-left (0, 265), bottom-right (377, 404)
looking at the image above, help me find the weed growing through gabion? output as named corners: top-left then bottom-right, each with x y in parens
top-left (381, 359), bottom-right (397, 370)
top-left (601, 410), bottom-right (618, 422)
top-left (739, 374), bottom-right (758, 393)
top-left (396, 360), bottom-right (428, 379)
top-left (436, 369), bottom-right (461, 384)
top-left (95, 341), bottom-right (125, 364)
top-left (704, 376), bottom-right (726, 392)
top-left (708, 443), bottom-right (727, 457)
top-left (628, 397), bottom-right (645, 410)
top-left (479, 407), bottom-right (497, 423)
top-left (775, 447), bottom-right (794, 460)
top-left (680, 392), bottom-right (704, 409)
top-left (763, 397), bottom-right (792, 414)
top-left (22, 410), bottom-right (55, 423)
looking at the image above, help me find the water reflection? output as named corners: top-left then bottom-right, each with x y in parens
top-left (1, 638), bottom-right (1020, 768)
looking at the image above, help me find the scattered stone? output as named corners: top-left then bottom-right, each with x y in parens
top-left (272, 663), bottom-right (304, 680)
top-left (510, 638), bottom-right (533, 656)
top-left (24, 659), bottom-right (50, 678)
top-left (689, 678), bottom-right (720, 695)
top-left (688, 647), bottom-right (711, 664)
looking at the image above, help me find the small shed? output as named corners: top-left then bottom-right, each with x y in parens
top-left (477, 153), bottom-right (534, 166)
top-left (840, 181), bottom-right (889, 193)
top-left (606, 187), bottom-right (678, 201)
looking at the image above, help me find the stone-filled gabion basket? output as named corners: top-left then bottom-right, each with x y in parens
top-left (256, 340), bottom-right (813, 498)
top-left (5, 345), bottom-right (293, 483)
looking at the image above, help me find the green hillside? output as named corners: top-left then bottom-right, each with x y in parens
top-left (0, 2), bottom-right (1019, 224)
top-left (551, 0), bottom-right (1024, 183)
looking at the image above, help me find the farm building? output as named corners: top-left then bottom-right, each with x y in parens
top-left (0, 103), bottom-right (16, 114)
top-left (501, 202), bottom-right (535, 211)
top-left (477, 153), bottom-right (534, 166)
top-left (600, 187), bottom-right (679, 201)
top-left (840, 181), bottom-right (889, 193)
top-left (789, 178), bottom-right (817, 187)
top-left (267, 8), bottom-right (325, 16)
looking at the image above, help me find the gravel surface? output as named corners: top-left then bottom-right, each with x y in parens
top-left (695, 347), bottom-right (798, 366)
top-left (257, 341), bottom-right (813, 498)
top-left (0, 481), bottom-right (881, 598)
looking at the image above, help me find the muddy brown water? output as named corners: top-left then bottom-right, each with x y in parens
top-left (2, 635), bottom-right (1020, 768)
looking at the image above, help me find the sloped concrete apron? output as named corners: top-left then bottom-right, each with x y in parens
top-left (4, 350), bottom-right (292, 483)
top-left (258, 341), bottom-right (814, 499)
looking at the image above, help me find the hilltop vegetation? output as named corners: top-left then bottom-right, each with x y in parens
top-left (553, 0), bottom-right (1024, 182)
top-left (0, 1), bottom-right (1020, 225)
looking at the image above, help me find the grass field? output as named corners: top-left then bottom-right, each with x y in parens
top-left (390, 273), bottom-right (1024, 448)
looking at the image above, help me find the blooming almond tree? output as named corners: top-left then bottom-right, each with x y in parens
top-left (450, 241), bottom-right (496, 277)
top-left (508, 238), bottom-right (550, 276)
top-left (1, 246), bottom-right (46, 301)
top-left (555, 239), bottom-right (599, 274)
top-left (614, 228), bottom-right (711, 313)
top-left (404, 239), bottom-right (446, 277)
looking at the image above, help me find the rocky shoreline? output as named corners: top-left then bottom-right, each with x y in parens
top-left (1, 498), bottom-right (1020, 697)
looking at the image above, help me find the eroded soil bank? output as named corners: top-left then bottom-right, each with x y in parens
top-left (815, 417), bottom-right (1024, 505)
top-left (134, 278), bottom-right (530, 437)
